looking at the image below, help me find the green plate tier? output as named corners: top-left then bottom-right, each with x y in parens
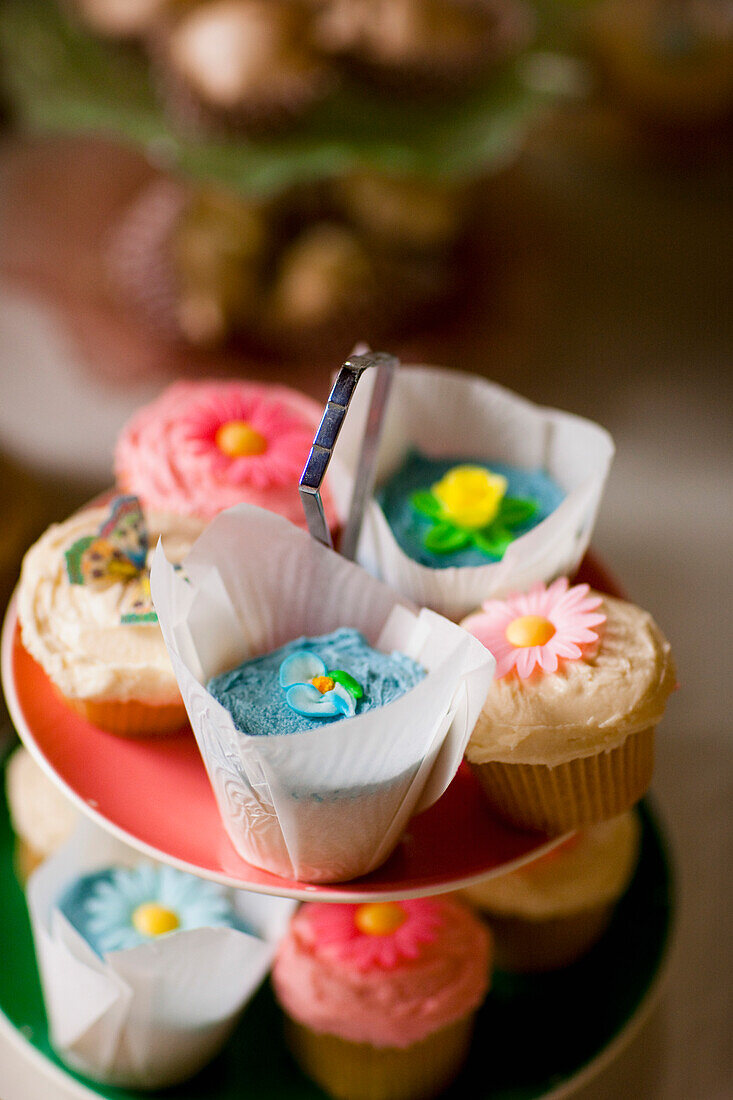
top-left (0, 765), bottom-right (673, 1100)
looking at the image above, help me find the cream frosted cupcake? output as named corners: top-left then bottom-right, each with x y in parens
top-left (272, 897), bottom-right (491, 1100)
top-left (114, 379), bottom-right (335, 529)
top-left (462, 578), bottom-right (676, 833)
top-left (5, 747), bottom-right (78, 882)
top-left (17, 497), bottom-right (200, 735)
top-left (461, 812), bottom-right (641, 971)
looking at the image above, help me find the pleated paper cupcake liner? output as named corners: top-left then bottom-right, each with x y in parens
top-left (469, 726), bottom-right (655, 835)
top-left (26, 819), bottom-right (296, 1089)
top-left (151, 505), bottom-right (494, 883)
top-left (285, 1014), bottom-right (476, 1100)
top-left (329, 365), bottom-right (614, 621)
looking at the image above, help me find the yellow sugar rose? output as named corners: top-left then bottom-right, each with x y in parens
top-left (431, 466), bottom-right (508, 530)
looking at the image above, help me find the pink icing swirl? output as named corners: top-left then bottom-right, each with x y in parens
top-left (305, 899), bottom-right (444, 970)
top-left (114, 380), bottom-right (334, 526)
top-left (272, 898), bottom-right (491, 1048)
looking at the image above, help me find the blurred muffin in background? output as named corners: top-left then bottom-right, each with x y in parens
top-left (153, 0), bottom-right (334, 133)
top-left (70, 0), bottom-right (167, 39)
top-left (586, 0), bottom-right (733, 134)
top-left (332, 173), bottom-right (471, 251)
top-left (313, 0), bottom-right (534, 93)
top-left (0, 0), bottom-right (542, 373)
top-left (107, 173), bottom-right (475, 354)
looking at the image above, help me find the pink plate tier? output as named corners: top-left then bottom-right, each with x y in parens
top-left (1, 554), bottom-right (622, 902)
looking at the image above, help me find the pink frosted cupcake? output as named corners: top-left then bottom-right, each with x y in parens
top-left (272, 898), bottom-right (491, 1100)
top-left (115, 379), bottom-right (334, 528)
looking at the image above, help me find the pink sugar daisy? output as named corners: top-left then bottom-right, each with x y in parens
top-left (462, 577), bottom-right (606, 680)
top-left (304, 900), bottom-right (444, 971)
top-left (179, 383), bottom-right (316, 490)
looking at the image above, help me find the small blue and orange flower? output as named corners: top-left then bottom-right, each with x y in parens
top-left (279, 652), bottom-right (364, 720)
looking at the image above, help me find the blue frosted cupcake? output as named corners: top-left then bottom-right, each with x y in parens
top-left (207, 628), bottom-right (425, 735)
top-left (151, 504), bottom-right (495, 883)
top-left (377, 449), bottom-right (565, 569)
top-left (58, 863), bottom-right (251, 956)
top-left (205, 629), bottom-right (428, 881)
top-left (329, 366), bottom-right (614, 620)
top-left (28, 824), bottom-right (296, 1090)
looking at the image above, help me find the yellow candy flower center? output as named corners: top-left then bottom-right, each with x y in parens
top-left (311, 675), bottom-right (335, 694)
top-left (354, 902), bottom-right (407, 936)
top-left (215, 420), bottom-right (268, 458)
top-left (506, 615), bottom-right (556, 648)
top-left (132, 902), bottom-right (180, 937)
top-left (432, 466), bottom-right (507, 530)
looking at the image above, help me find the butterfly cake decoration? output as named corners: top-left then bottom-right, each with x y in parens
top-left (64, 496), bottom-right (158, 624)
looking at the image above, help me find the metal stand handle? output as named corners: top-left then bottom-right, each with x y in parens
top-left (299, 351), bottom-right (397, 559)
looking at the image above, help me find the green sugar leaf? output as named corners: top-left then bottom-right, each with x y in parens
top-left (328, 670), bottom-right (364, 700)
top-left (410, 491), bottom-right (443, 519)
top-left (425, 523), bottom-right (472, 554)
top-left (473, 523), bottom-right (514, 557)
top-left (500, 496), bottom-right (538, 527)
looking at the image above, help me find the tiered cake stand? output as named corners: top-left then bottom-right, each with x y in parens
top-left (0, 350), bottom-right (674, 1100)
top-left (0, 547), bottom-right (674, 1099)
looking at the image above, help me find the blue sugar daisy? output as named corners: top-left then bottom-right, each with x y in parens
top-left (59, 864), bottom-right (250, 956)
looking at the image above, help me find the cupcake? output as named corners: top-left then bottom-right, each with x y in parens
top-left (71, 0), bottom-right (167, 39)
top-left (332, 173), bottom-right (471, 252)
top-left (154, 0), bottom-right (333, 134)
top-left (151, 505), bottom-right (494, 882)
top-left (461, 578), bottom-right (676, 833)
top-left (329, 366), bottom-right (614, 620)
top-left (5, 746), bottom-right (78, 882)
top-left (461, 812), bottom-right (641, 971)
top-left (272, 897), bottom-right (491, 1100)
top-left (587, 0), bottom-right (733, 133)
top-left (313, 0), bottom-right (533, 94)
top-left (57, 861), bottom-right (249, 954)
top-left (28, 820), bottom-right (295, 1088)
top-left (377, 452), bottom-right (565, 568)
top-left (106, 178), bottom-right (457, 355)
top-left (115, 379), bottom-right (336, 529)
top-left (17, 496), bottom-right (200, 735)
top-left (107, 179), bottom-right (273, 349)
top-left (207, 628), bottom-right (426, 734)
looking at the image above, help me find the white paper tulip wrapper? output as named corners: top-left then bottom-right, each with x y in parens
top-left (150, 506), bottom-right (495, 883)
top-left (329, 366), bottom-right (615, 620)
top-left (26, 819), bottom-right (296, 1090)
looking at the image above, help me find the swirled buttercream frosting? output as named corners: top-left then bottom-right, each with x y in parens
top-left (114, 379), bottom-right (333, 525)
top-left (273, 897), bottom-right (491, 1048)
top-left (18, 506), bottom-right (200, 704)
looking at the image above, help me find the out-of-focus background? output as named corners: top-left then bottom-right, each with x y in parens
top-left (0, 1), bottom-right (731, 1097)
